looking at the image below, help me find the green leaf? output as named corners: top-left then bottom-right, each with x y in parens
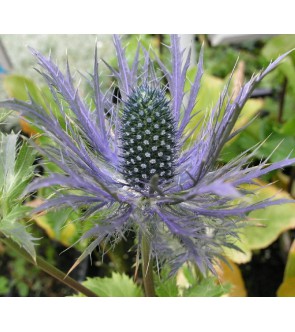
top-left (226, 181), bottom-right (295, 265)
top-left (0, 110), bottom-right (12, 123)
top-left (155, 268), bottom-right (179, 297)
top-left (0, 276), bottom-right (10, 295)
top-left (223, 232), bottom-right (252, 264)
top-left (16, 281), bottom-right (30, 297)
top-left (216, 259), bottom-right (247, 297)
top-left (184, 71), bottom-right (263, 148)
top-left (2, 75), bottom-right (68, 134)
top-left (262, 35), bottom-right (295, 60)
top-left (0, 133), bottom-right (35, 202)
top-left (32, 207), bottom-right (79, 247)
top-left (109, 35), bottom-right (160, 69)
top-left (243, 183), bottom-right (295, 250)
top-left (183, 72), bottom-right (224, 145)
top-left (0, 133), bottom-right (37, 260)
top-left (176, 264), bottom-right (230, 297)
top-left (279, 117), bottom-right (295, 136)
top-left (0, 132), bottom-right (17, 195)
top-left (2, 205), bottom-right (31, 224)
top-left (3, 75), bottom-right (47, 109)
top-left (262, 35), bottom-right (295, 94)
top-left (283, 240), bottom-right (295, 279)
top-left (222, 115), bottom-right (295, 164)
top-left (229, 98), bottom-right (264, 143)
top-left (277, 278), bottom-right (295, 297)
top-left (1, 218), bottom-right (38, 261)
top-left (82, 273), bottom-right (144, 297)
top-left (183, 278), bottom-right (230, 297)
top-left (277, 241), bottom-right (295, 297)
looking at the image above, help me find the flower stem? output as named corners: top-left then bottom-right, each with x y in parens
top-left (278, 77), bottom-right (288, 124)
top-left (1, 236), bottom-right (97, 297)
top-left (141, 235), bottom-right (156, 297)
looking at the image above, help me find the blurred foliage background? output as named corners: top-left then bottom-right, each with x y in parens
top-left (1, 34), bottom-right (295, 297)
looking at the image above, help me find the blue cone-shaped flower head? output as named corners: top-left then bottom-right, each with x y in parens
top-left (1, 35), bottom-right (294, 275)
top-left (120, 84), bottom-right (177, 189)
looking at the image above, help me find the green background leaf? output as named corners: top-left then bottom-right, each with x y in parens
top-left (183, 277), bottom-right (230, 297)
top-left (81, 273), bottom-right (144, 297)
top-left (0, 133), bottom-right (37, 260)
top-left (155, 268), bottom-right (179, 297)
top-left (277, 240), bottom-right (295, 297)
top-left (226, 181), bottom-right (295, 264)
top-left (0, 276), bottom-right (10, 295)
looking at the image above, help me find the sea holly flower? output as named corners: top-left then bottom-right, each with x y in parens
top-left (0, 35), bottom-right (294, 280)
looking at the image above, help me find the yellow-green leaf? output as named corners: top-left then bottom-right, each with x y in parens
top-left (262, 35), bottom-right (295, 94)
top-left (227, 98), bottom-right (264, 145)
top-left (225, 181), bottom-right (295, 264)
top-left (223, 232), bottom-right (252, 264)
top-left (277, 278), bottom-right (295, 297)
top-left (184, 71), bottom-right (263, 147)
top-left (31, 205), bottom-right (78, 247)
top-left (82, 273), bottom-right (144, 297)
top-left (277, 241), bottom-right (295, 296)
top-left (284, 241), bottom-right (295, 279)
top-left (184, 72), bottom-right (224, 144)
top-left (216, 259), bottom-right (247, 297)
top-left (3, 75), bottom-right (47, 109)
top-left (243, 182), bottom-right (295, 250)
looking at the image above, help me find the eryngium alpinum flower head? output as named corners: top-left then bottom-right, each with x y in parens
top-left (1, 35), bottom-right (294, 275)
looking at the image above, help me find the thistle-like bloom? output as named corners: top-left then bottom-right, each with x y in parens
top-left (1, 35), bottom-right (294, 275)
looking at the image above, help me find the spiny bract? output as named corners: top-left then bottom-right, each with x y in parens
top-left (0, 35), bottom-right (294, 275)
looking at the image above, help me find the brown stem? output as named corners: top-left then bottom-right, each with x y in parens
top-left (287, 166), bottom-right (295, 197)
top-left (278, 77), bottom-right (288, 124)
top-left (1, 237), bottom-right (97, 297)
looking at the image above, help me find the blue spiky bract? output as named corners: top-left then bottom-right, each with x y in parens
top-left (0, 35), bottom-right (294, 275)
